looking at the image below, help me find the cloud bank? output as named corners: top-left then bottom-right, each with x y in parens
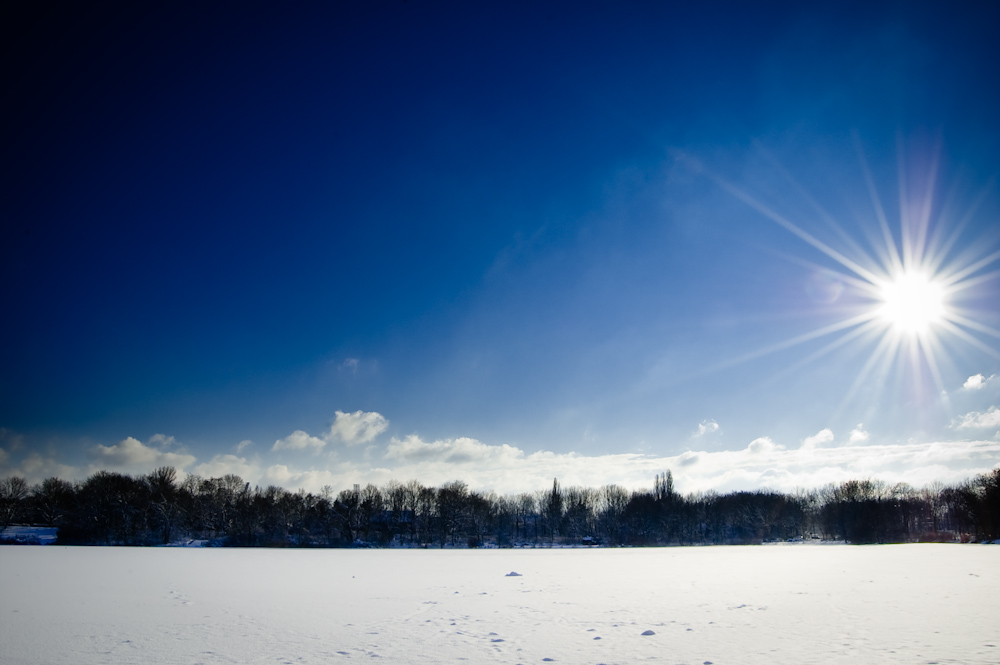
top-left (3, 420), bottom-right (999, 498)
top-left (190, 432), bottom-right (1000, 497)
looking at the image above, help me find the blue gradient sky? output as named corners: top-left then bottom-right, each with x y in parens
top-left (2, 1), bottom-right (999, 494)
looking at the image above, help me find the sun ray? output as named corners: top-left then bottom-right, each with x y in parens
top-left (939, 249), bottom-right (1000, 287)
top-left (944, 269), bottom-right (1000, 294)
top-left (854, 133), bottom-right (904, 275)
top-left (937, 319), bottom-right (1000, 359)
top-left (909, 139), bottom-right (940, 268)
top-left (943, 312), bottom-right (1000, 340)
top-left (775, 318), bottom-right (887, 379)
top-left (753, 246), bottom-right (880, 297)
top-left (835, 328), bottom-right (900, 418)
top-left (923, 177), bottom-right (993, 276)
top-left (708, 173), bottom-right (884, 284)
top-left (895, 134), bottom-right (942, 271)
top-left (711, 310), bottom-right (879, 371)
top-left (758, 142), bottom-right (876, 265)
top-left (698, 139), bottom-right (999, 419)
top-left (917, 328), bottom-right (950, 402)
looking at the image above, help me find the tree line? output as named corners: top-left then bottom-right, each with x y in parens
top-left (1, 468), bottom-right (998, 547)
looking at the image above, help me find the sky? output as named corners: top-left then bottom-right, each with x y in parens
top-left (2, 0), bottom-right (999, 496)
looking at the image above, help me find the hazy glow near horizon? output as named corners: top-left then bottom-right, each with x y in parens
top-left (877, 270), bottom-right (946, 334)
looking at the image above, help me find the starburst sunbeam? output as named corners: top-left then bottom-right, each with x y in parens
top-left (690, 140), bottom-right (1000, 412)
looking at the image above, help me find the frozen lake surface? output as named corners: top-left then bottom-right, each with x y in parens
top-left (1, 544), bottom-right (997, 664)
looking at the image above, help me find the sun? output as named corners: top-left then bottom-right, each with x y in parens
top-left (876, 270), bottom-right (947, 335)
top-left (699, 139), bottom-right (1000, 404)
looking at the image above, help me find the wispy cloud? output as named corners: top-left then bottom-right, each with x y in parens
top-left (385, 435), bottom-right (524, 465)
top-left (953, 406), bottom-right (1000, 430)
top-left (148, 434), bottom-right (177, 448)
top-left (0, 427), bottom-right (24, 451)
top-left (801, 428), bottom-right (834, 450)
top-left (696, 419), bottom-right (720, 436)
top-left (192, 453), bottom-right (259, 480)
top-left (1, 452), bottom-right (78, 484)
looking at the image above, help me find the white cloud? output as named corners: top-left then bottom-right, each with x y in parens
top-left (148, 433), bottom-right (177, 448)
top-left (963, 373), bottom-right (995, 390)
top-left (849, 424), bottom-right (870, 444)
top-left (236, 439), bottom-right (253, 453)
top-left (273, 430), bottom-right (327, 452)
top-left (953, 406), bottom-right (1000, 430)
top-left (747, 436), bottom-right (781, 454)
top-left (248, 434), bottom-right (1000, 496)
top-left (801, 428), bottom-right (834, 450)
top-left (696, 419), bottom-right (720, 436)
top-left (273, 410), bottom-right (389, 453)
top-left (0, 427), bottom-right (25, 451)
top-left (0, 429), bottom-right (80, 485)
top-left (88, 436), bottom-right (196, 476)
top-left (328, 410), bottom-right (388, 445)
top-left (262, 464), bottom-right (343, 490)
top-left (385, 435), bottom-right (524, 465)
top-left (9, 427), bottom-right (996, 499)
top-left (3, 453), bottom-right (78, 485)
top-left (192, 454), bottom-right (259, 480)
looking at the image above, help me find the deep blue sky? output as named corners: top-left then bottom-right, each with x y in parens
top-left (2, 1), bottom-right (999, 493)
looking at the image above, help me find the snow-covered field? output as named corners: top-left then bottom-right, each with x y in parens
top-left (1, 544), bottom-right (997, 664)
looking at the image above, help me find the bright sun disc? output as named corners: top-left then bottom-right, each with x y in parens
top-left (878, 271), bottom-right (946, 334)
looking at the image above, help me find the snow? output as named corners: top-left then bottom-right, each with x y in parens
top-left (1, 544), bottom-right (997, 664)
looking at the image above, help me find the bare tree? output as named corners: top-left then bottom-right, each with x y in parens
top-left (437, 481), bottom-right (469, 546)
top-left (0, 476), bottom-right (30, 530)
top-left (146, 467), bottom-right (182, 544)
top-left (32, 477), bottom-right (75, 528)
top-left (597, 484), bottom-right (628, 545)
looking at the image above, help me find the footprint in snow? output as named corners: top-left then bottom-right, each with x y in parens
top-left (641, 630), bottom-right (655, 636)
